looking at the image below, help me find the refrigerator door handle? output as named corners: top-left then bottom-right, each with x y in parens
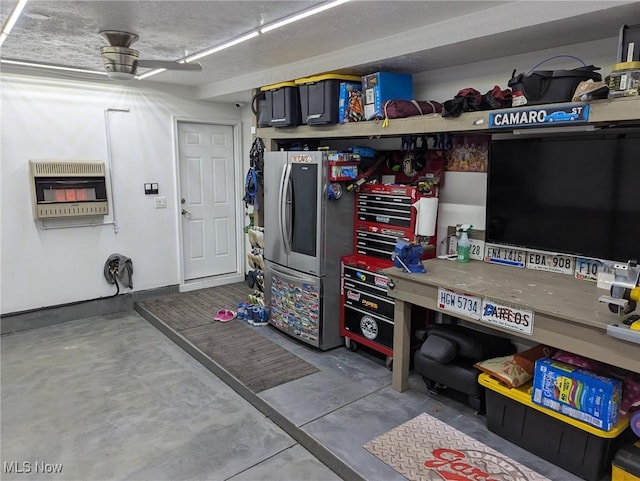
top-left (282, 163), bottom-right (292, 253)
top-left (278, 163), bottom-right (291, 254)
top-left (269, 263), bottom-right (318, 285)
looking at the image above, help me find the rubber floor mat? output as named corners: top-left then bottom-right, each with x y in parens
top-left (136, 283), bottom-right (319, 393)
top-left (364, 412), bottom-right (551, 481)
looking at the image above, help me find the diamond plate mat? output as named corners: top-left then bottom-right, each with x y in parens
top-left (364, 413), bottom-right (551, 481)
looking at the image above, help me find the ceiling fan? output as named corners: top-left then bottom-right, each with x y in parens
top-left (99, 30), bottom-right (202, 80)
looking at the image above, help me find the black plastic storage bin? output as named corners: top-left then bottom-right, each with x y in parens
top-left (260, 81), bottom-right (301, 128)
top-left (479, 373), bottom-right (631, 481)
top-left (508, 58), bottom-right (601, 105)
top-left (618, 24), bottom-right (640, 62)
top-left (295, 74), bottom-right (361, 125)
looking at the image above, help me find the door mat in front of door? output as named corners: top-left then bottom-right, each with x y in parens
top-left (137, 283), bottom-right (319, 393)
top-left (364, 412), bottom-right (551, 481)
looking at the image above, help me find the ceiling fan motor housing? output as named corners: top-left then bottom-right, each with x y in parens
top-left (101, 46), bottom-right (139, 76)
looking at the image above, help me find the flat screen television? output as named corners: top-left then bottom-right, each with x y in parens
top-left (486, 130), bottom-right (640, 263)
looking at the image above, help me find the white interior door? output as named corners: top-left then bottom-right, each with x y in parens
top-left (178, 122), bottom-right (237, 281)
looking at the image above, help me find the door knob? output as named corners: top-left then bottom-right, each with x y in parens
top-left (181, 208), bottom-right (192, 218)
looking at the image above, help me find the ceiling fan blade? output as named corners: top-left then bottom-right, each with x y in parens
top-left (137, 60), bottom-right (202, 71)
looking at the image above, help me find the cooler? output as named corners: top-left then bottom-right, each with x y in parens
top-left (295, 74), bottom-right (361, 125)
top-left (479, 373), bottom-right (631, 481)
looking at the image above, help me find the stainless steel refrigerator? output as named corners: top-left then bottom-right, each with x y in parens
top-left (264, 151), bottom-right (354, 350)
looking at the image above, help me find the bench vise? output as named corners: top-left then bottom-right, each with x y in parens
top-left (392, 238), bottom-right (426, 273)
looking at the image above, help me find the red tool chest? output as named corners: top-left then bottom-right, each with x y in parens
top-left (354, 183), bottom-right (438, 263)
top-left (340, 254), bottom-right (429, 364)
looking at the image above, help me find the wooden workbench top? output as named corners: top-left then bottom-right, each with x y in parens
top-left (384, 258), bottom-right (618, 332)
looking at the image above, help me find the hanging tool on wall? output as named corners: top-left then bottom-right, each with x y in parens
top-left (103, 253), bottom-right (134, 297)
top-left (346, 154), bottom-right (384, 192)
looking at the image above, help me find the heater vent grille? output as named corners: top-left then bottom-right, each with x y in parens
top-left (30, 160), bottom-right (105, 177)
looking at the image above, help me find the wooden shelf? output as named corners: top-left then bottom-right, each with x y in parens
top-left (257, 97), bottom-right (640, 143)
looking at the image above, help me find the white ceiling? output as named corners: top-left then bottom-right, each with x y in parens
top-left (2, 0), bottom-right (640, 103)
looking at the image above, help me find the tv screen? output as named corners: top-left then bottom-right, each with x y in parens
top-left (486, 131), bottom-right (640, 263)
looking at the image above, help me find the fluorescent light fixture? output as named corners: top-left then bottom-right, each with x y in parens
top-left (0, 58), bottom-right (108, 76)
top-left (0, 0), bottom-right (29, 47)
top-left (183, 30), bottom-right (260, 63)
top-left (136, 68), bottom-right (167, 80)
top-left (260, 0), bottom-right (351, 34)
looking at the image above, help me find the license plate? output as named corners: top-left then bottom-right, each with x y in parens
top-left (485, 244), bottom-right (526, 268)
top-left (481, 299), bottom-right (534, 335)
top-left (526, 252), bottom-right (574, 275)
top-left (448, 238), bottom-right (485, 261)
top-left (575, 257), bottom-right (603, 281)
top-left (437, 287), bottom-right (481, 320)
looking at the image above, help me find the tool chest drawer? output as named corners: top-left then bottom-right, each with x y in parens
top-left (343, 282), bottom-right (394, 320)
top-left (343, 304), bottom-right (394, 349)
top-left (355, 230), bottom-right (397, 260)
top-left (356, 194), bottom-right (412, 228)
top-left (343, 264), bottom-right (390, 293)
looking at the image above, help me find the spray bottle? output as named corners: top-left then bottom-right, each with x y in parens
top-left (456, 224), bottom-right (472, 263)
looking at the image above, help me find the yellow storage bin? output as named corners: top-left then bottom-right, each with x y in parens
top-left (260, 81), bottom-right (300, 127)
top-left (479, 372), bottom-right (630, 481)
top-left (613, 440), bottom-right (640, 481)
top-left (294, 74), bottom-right (361, 125)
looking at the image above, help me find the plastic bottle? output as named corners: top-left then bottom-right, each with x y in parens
top-left (457, 225), bottom-right (472, 263)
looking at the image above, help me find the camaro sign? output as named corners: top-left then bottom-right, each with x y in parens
top-left (488, 103), bottom-right (590, 129)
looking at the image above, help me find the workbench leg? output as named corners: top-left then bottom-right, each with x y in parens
top-left (392, 299), bottom-right (412, 392)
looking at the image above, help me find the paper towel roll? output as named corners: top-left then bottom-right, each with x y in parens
top-left (413, 197), bottom-right (439, 236)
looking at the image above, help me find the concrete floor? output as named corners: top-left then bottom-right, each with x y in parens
top-left (1, 311), bottom-right (602, 481)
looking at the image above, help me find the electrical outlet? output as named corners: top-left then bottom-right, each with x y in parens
top-left (155, 197), bottom-right (167, 209)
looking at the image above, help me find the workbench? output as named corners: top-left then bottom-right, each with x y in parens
top-left (384, 258), bottom-right (640, 392)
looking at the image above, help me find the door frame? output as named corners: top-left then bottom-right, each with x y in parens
top-left (172, 116), bottom-right (245, 292)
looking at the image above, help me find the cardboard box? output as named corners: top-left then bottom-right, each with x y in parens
top-left (361, 72), bottom-right (413, 120)
top-left (339, 82), bottom-right (364, 123)
top-left (532, 357), bottom-right (622, 431)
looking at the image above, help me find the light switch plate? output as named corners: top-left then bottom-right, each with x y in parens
top-left (155, 197), bottom-right (167, 209)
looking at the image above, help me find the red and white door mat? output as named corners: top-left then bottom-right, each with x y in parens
top-left (364, 412), bottom-right (551, 481)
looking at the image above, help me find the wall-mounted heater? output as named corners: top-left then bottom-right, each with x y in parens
top-left (30, 160), bottom-right (109, 219)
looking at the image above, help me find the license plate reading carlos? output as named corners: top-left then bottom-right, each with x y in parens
top-left (437, 288), bottom-right (481, 320)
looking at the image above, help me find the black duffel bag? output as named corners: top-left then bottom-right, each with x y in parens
top-left (508, 55), bottom-right (602, 105)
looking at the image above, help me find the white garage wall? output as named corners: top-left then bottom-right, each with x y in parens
top-left (1, 74), bottom-right (243, 314)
